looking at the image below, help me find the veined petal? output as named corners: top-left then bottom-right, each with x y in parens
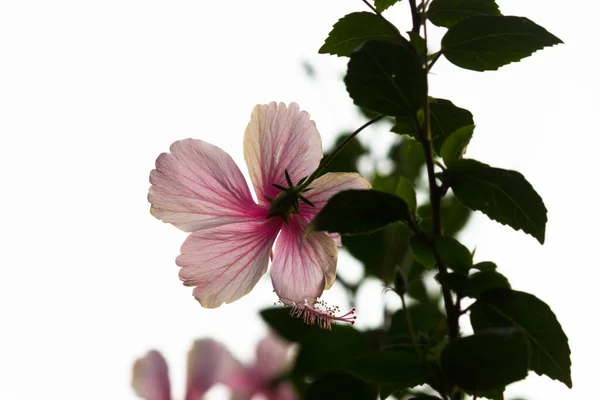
top-left (253, 334), bottom-right (292, 381)
top-left (185, 339), bottom-right (243, 400)
top-left (300, 172), bottom-right (371, 222)
top-left (271, 217), bottom-right (337, 306)
top-left (177, 218), bottom-right (282, 308)
top-left (132, 350), bottom-right (171, 400)
top-left (149, 139), bottom-right (264, 232)
top-left (244, 102), bottom-right (322, 205)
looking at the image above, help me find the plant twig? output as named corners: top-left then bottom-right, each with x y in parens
top-left (408, 0), bottom-right (421, 33)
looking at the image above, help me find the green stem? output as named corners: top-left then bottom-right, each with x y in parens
top-left (298, 114), bottom-right (385, 191)
top-left (400, 290), bottom-right (420, 355)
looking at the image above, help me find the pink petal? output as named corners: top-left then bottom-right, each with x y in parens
top-left (243, 102), bottom-right (323, 206)
top-left (185, 339), bottom-right (243, 400)
top-left (299, 172), bottom-right (371, 222)
top-left (131, 350), bottom-right (171, 400)
top-left (253, 334), bottom-right (291, 381)
top-left (177, 218), bottom-right (282, 308)
top-left (149, 139), bottom-right (265, 232)
top-left (270, 217), bottom-right (337, 306)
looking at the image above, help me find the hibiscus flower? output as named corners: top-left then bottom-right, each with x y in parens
top-left (148, 102), bottom-right (369, 325)
top-left (132, 335), bottom-right (295, 400)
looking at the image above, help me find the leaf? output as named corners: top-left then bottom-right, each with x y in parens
top-left (308, 190), bottom-right (411, 235)
top-left (389, 302), bottom-right (445, 339)
top-left (436, 272), bottom-right (468, 294)
top-left (260, 307), bottom-right (313, 342)
top-left (319, 12), bottom-right (403, 57)
top-left (435, 236), bottom-right (472, 273)
top-left (419, 195), bottom-right (471, 236)
top-left (444, 159), bottom-right (547, 243)
top-left (321, 132), bottom-right (367, 174)
top-left (470, 289), bottom-right (572, 387)
top-left (472, 261), bottom-right (497, 272)
top-left (441, 16), bottom-right (563, 71)
top-left (391, 115), bottom-right (419, 138)
top-left (408, 31), bottom-right (427, 60)
top-left (409, 236), bottom-right (436, 269)
top-left (348, 348), bottom-right (425, 387)
top-left (396, 176), bottom-right (417, 212)
top-left (306, 373), bottom-right (378, 400)
top-left (375, 0), bottom-right (402, 12)
top-left (430, 98), bottom-right (474, 154)
top-left (346, 40), bottom-right (426, 117)
top-left (389, 138), bottom-right (426, 181)
top-left (440, 124), bottom-right (474, 165)
top-left (428, 0), bottom-right (501, 28)
top-left (441, 328), bottom-right (530, 392)
top-left (466, 270), bottom-right (511, 298)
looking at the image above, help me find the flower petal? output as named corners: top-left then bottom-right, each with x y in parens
top-left (185, 339), bottom-right (243, 400)
top-left (244, 102), bottom-right (323, 205)
top-left (149, 139), bottom-right (264, 232)
top-left (271, 217), bottom-right (337, 306)
top-left (253, 334), bottom-right (292, 381)
top-left (131, 350), bottom-right (171, 400)
top-left (300, 172), bottom-right (371, 222)
top-left (177, 218), bottom-right (281, 308)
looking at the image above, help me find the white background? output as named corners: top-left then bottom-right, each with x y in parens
top-left (0, 0), bottom-right (597, 399)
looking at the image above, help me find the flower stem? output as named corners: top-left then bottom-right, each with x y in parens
top-left (298, 113), bottom-right (385, 191)
top-left (417, 2), bottom-right (461, 397)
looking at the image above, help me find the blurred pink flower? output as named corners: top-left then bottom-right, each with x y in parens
top-left (132, 335), bottom-right (296, 400)
top-left (132, 339), bottom-right (241, 400)
top-left (149, 102), bottom-right (369, 325)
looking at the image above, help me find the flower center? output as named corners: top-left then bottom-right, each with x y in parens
top-left (265, 170), bottom-right (314, 223)
top-left (287, 299), bottom-right (356, 330)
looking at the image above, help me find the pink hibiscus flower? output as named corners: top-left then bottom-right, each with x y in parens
top-left (132, 335), bottom-right (296, 400)
top-left (148, 102), bottom-right (369, 325)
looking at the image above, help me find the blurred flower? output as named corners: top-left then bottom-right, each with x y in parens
top-left (148, 102), bottom-right (368, 325)
top-left (132, 335), bottom-right (296, 400)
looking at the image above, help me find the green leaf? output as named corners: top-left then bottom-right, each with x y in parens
top-left (389, 302), bottom-right (445, 339)
top-left (430, 98), bottom-right (474, 154)
top-left (348, 348), bottom-right (425, 387)
top-left (435, 236), bottom-right (472, 273)
top-left (472, 261), bottom-right (497, 272)
top-left (441, 16), bottom-right (563, 71)
top-left (321, 132), bottom-right (366, 174)
top-left (346, 41), bottom-right (426, 117)
top-left (428, 0), bottom-right (501, 28)
top-left (260, 307), bottom-right (313, 342)
top-left (396, 176), bottom-right (417, 212)
top-left (408, 31), bottom-right (427, 60)
top-left (419, 195), bottom-right (471, 236)
top-left (436, 272), bottom-right (468, 294)
top-left (466, 271), bottom-right (511, 298)
top-left (440, 124), bottom-right (474, 165)
top-left (375, 0), bottom-right (402, 12)
top-left (320, 12), bottom-right (403, 57)
top-left (444, 159), bottom-right (547, 243)
top-left (306, 373), bottom-right (378, 400)
top-left (470, 289), bottom-right (572, 387)
top-left (391, 115), bottom-right (419, 137)
top-left (389, 138), bottom-right (426, 181)
top-left (409, 236), bottom-right (436, 269)
top-left (308, 190), bottom-right (411, 235)
top-left (441, 328), bottom-right (530, 392)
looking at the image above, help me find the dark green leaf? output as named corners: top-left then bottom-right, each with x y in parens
top-left (419, 195), bottom-right (471, 236)
top-left (306, 373), bottom-right (378, 400)
top-left (441, 328), bottom-right (530, 392)
top-left (441, 16), bottom-right (563, 71)
top-left (436, 272), bottom-right (468, 294)
top-left (466, 271), bottom-right (510, 298)
top-left (473, 261), bottom-right (497, 272)
top-left (320, 12), bottom-right (403, 57)
top-left (321, 132), bottom-right (366, 174)
top-left (408, 31), bottom-right (427, 60)
top-left (346, 41), bottom-right (426, 117)
top-left (444, 159), bottom-right (547, 243)
top-left (440, 124), bottom-right (474, 165)
top-left (391, 115), bottom-right (419, 138)
top-left (430, 98), bottom-right (474, 154)
top-left (389, 138), bottom-right (426, 181)
top-left (260, 307), bottom-right (313, 342)
top-left (409, 236), bottom-right (436, 269)
top-left (295, 325), bottom-right (367, 375)
top-left (428, 0), bottom-right (501, 28)
top-left (375, 0), bottom-right (402, 12)
top-left (470, 289), bottom-right (572, 387)
top-left (435, 236), bottom-right (472, 273)
top-left (348, 348), bottom-right (425, 387)
top-left (396, 176), bottom-right (417, 212)
top-left (389, 302), bottom-right (445, 339)
top-left (308, 190), bottom-right (411, 235)
top-left (408, 396), bottom-right (443, 400)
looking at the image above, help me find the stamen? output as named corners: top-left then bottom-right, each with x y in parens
top-left (285, 299), bottom-right (356, 330)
